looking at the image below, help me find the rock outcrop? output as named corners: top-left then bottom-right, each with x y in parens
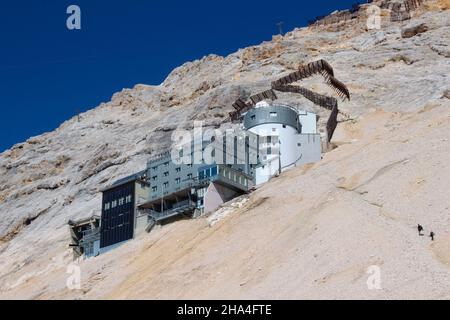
top-left (0, 0), bottom-right (449, 299)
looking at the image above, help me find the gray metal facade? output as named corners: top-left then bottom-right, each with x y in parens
top-left (147, 154), bottom-right (203, 202)
top-left (146, 134), bottom-right (259, 203)
top-left (243, 105), bottom-right (302, 132)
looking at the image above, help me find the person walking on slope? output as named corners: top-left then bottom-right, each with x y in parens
top-left (430, 232), bottom-right (435, 241)
top-left (418, 224), bottom-right (424, 236)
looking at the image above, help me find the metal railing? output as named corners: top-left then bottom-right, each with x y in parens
top-left (144, 200), bottom-right (197, 222)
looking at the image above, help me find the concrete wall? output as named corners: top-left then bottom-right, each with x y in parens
top-left (134, 181), bottom-right (150, 237)
top-left (255, 156), bottom-right (280, 186)
top-left (204, 182), bottom-right (239, 214)
top-left (134, 213), bottom-right (148, 236)
top-left (295, 134), bottom-right (322, 166)
top-left (135, 181), bottom-right (150, 206)
top-left (298, 111), bottom-right (318, 134)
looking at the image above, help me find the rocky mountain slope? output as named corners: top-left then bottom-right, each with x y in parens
top-left (0, 0), bottom-right (449, 299)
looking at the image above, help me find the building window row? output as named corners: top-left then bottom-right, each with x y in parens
top-left (104, 195), bottom-right (132, 211)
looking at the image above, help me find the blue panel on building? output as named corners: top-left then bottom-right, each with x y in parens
top-left (100, 181), bottom-right (135, 249)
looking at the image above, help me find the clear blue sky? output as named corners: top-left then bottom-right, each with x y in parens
top-left (0, 0), bottom-right (360, 152)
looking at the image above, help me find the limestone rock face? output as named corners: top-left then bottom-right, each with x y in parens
top-left (0, 0), bottom-right (449, 299)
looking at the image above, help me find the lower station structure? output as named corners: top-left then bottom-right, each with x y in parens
top-left (69, 102), bottom-right (323, 259)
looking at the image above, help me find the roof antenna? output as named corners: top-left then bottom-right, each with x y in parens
top-left (276, 21), bottom-right (284, 35)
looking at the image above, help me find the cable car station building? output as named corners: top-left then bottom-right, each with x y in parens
top-left (70, 101), bottom-right (323, 258)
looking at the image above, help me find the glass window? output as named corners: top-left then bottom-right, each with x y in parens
top-left (111, 200), bottom-right (117, 208)
top-left (267, 136), bottom-right (272, 144)
top-left (126, 195), bottom-right (132, 203)
top-left (211, 166), bottom-right (218, 177)
top-left (199, 171), bottom-right (205, 180)
top-left (175, 178), bottom-right (181, 184)
top-left (270, 112), bottom-right (277, 117)
top-left (176, 167), bottom-right (181, 173)
top-left (251, 115), bottom-right (256, 120)
top-left (205, 169), bottom-right (211, 178)
top-left (163, 182), bottom-right (169, 188)
top-left (104, 203), bottom-right (110, 210)
top-left (187, 173), bottom-right (193, 179)
top-left (152, 166), bottom-right (158, 171)
top-left (152, 176), bottom-right (158, 181)
top-left (119, 198), bottom-right (124, 206)
top-left (164, 162), bottom-right (169, 167)
top-left (164, 172), bottom-right (169, 177)
top-left (152, 186), bottom-right (158, 192)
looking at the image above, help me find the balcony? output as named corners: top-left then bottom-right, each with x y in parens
top-left (217, 165), bottom-right (253, 192)
top-left (143, 200), bottom-right (197, 222)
